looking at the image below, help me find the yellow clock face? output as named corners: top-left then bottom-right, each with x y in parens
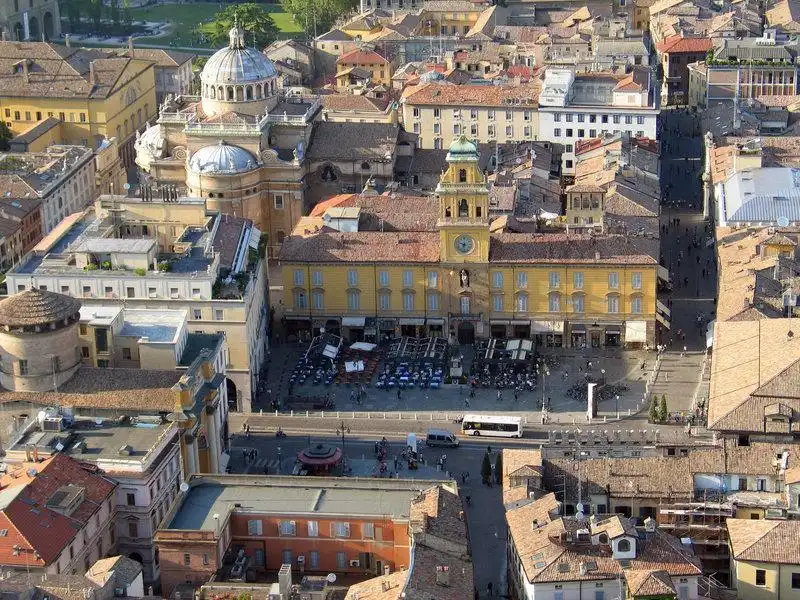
top-left (455, 234), bottom-right (475, 254)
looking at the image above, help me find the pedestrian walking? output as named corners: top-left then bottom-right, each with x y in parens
top-left (487, 582), bottom-right (493, 596)
top-left (397, 388), bottom-right (402, 401)
top-left (496, 390), bottom-right (503, 402)
top-left (465, 397), bottom-right (471, 408)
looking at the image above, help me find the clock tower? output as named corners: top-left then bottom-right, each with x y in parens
top-left (436, 135), bottom-right (490, 263)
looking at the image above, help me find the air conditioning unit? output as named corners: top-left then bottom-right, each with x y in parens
top-left (297, 555), bottom-right (305, 564)
top-left (350, 559), bottom-right (361, 567)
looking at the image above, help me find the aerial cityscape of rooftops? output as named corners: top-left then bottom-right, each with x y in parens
top-left (3, 0), bottom-right (800, 597)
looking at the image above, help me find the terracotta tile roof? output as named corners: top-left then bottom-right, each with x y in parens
top-left (344, 570), bottom-right (409, 599)
top-left (727, 519), bottom-right (800, 564)
top-left (502, 449), bottom-right (542, 504)
top-left (280, 230), bottom-right (441, 263)
top-left (85, 555), bottom-right (142, 587)
top-left (310, 194), bottom-right (358, 217)
top-left (656, 35), bottom-right (713, 53)
top-left (111, 47), bottom-right (195, 67)
top-left (0, 454), bottom-right (116, 567)
top-left (566, 183), bottom-right (604, 193)
top-left (708, 318), bottom-right (800, 431)
top-left (766, 0), bottom-right (800, 31)
top-left (592, 515), bottom-right (637, 539)
top-left (0, 42), bottom-right (147, 99)
top-left (0, 366), bottom-right (182, 412)
top-left (403, 82), bottom-right (541, 107)
top-left (410, 485), bottom-right (469, 548)
top-left (322, 93), bottom-right (390, 112)
top-left (307, 122), bottom-right (399, 162)
top-left (718, 135), bottom-right (800, 170)
top-left (625, 569), bottom-right (676, 596)
top-left (489, 232), bottom-right (659, 264)
top-left (507, 496), bottom-right (701, 585)
top-left (337, 49), bottom-right (390, 65)
top-left (614, 68), bottom-right (649, 92)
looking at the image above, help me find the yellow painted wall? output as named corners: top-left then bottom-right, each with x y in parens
top-left (19, 119), bottom-right (64, 152)
top-left (732, 559), bottom-right (800, 600)
top-left (336, 59), bottom-right (393, 86)
top-left (0, 58), bottom-right (156, 148)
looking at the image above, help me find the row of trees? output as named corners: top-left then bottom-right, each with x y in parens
top-left (60, 0), bottom-right (134, 33)
top-left (201, 0), bottom-right (358, 49)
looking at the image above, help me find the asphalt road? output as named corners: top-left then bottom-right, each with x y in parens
top-left (229, 432), bottom-right (527, 598)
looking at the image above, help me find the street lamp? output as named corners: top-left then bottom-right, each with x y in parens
top-left (615, 394), bottom-right (620, 419)
top-left (276, 446), bottom-right (282, 474)
top-left (336, 420), bottom-right (351, 461)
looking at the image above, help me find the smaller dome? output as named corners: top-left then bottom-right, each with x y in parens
top-left (188, 141), bottom-right (257, 175)
top-left (419, 70), bottom-right (444, 83)
top-left (0, 289), bottom-right (81, 328)
top-left (446, 135), bottom-right (479, 161)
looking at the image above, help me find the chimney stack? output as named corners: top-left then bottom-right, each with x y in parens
top-left (64, 33), bottom-right (70, 47)
top-left (22, 60), bottom-right (29, 84)
top-left (89, 61), bottom-right (96, 86)
top-left (128, 36), bottom-right (134, 56)
top-left (1, 29), bottom-right (7, 41)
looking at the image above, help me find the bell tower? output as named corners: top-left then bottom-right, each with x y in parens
top-left (436, 135), bottom-right (490, 263)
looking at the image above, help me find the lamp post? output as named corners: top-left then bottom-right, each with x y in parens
top-left (276, 446), bottom-right (282, 474)
top-left (538, 364), bottom-right (550, 408)
top-left (336, 420), bottom-right (351, 462)
top-left (615, 394), bottom-right (620, 419)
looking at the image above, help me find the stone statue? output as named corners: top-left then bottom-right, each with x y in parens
top-left (460, 269), bottom-right (469, 288)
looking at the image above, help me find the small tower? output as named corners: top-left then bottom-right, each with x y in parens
top-left (436, 135), bottom-right (490, 263)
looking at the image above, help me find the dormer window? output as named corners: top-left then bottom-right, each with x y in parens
top-left (617, 538), bottom-right (631, 553)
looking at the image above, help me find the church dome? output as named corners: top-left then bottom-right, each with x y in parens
top-left (201, 24), bottom-right (278, 87)
top-left (188, 141), bottom-right (257, 175)
top-left (0, 289), bottom-right (81, 329)
top-left (446, 135), bottom-right (479, 162)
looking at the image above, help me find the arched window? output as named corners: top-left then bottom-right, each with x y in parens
top-left (218, 86), bottom-right (224, 99)
top-left (458, 168), bottom-right (467, 183)
top-left (236, 87), bottom-right (244, 101)
top-left (256, 84), bottom-right (262, 99)
top-left (617, 539), bottom-right (631, 553)
top-left (227, 86), bottom-right (234, 101)
top-left (210, 86), bottom-right (216, 99)
top-left (277, 230), bottom-right (285, 244)
top-left (246, 85), bottom-right (253, 100)
top-left (361, 161), bottom-right (370, 170)
top-left (445, 207), bottom-right (452, 218)
top-left (458, 198), bottom-right (469, 217)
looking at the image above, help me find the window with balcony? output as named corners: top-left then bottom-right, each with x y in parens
top-left (294, 291), bottom-right (307, 309)
top-left (516, 293), bottom-right (528, 312)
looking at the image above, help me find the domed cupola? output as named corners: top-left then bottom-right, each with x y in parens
top-left (188, 140), bottom-right (257, 175)
top-left (200, 17), bottom-right (279, 117)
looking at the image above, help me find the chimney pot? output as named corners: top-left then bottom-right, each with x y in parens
top-left (64, 33), bottom-right (70, 47)
top-left (89, 61), bottom-right (96, 86)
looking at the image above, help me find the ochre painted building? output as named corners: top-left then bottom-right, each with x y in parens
top-left (0, 41), bottom-right (157, 167)
top-left (280, 136), bottom-right (658, 348)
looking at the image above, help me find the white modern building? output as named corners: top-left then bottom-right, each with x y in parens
top-left (538, 69), bottom-right (660, 175)
top-left (715, 167), bottom-right (800, 227)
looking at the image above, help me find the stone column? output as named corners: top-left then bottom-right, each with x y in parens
top-left (184, 435), bottom-right (197, 476)
top-left (207, 407), bottom-right (220, 474)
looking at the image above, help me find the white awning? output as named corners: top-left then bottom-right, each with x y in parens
top-left (656, 312), bottom-right (671, 330)
top-left (248, 226), bottom-right (262, 249)
top-left (706, 319), bottom-right (716, 349)
top-left (342, 316), bottom-right (366, 327)
top-left (427, 318), bottom-right (445, 325)
top-left (531, 320), bottom-right (564, 333)
top-left (657, 265), bottom-right (670, 282)
top-left (511, 320), bottom-right (531, 325)
top-left (350, 341), bottom-right (377, 352)
top-left (490, 320), bottom-right (510, 325)
top-left (399, 318), bottom-right (425, 325)
top-left (625, 320), bottom-right (647, 343)
top-left (657, 299), bottom-right (671, 318)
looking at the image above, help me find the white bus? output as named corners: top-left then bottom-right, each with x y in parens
top-left (461, 414), bottom-right (523, 438)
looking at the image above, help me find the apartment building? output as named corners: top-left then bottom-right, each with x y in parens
top-left (5, 414), bottom-right (182, 586)
top-left (0, 0), bottom-right (60, 41)
top-left (401, 83), bottom-right (541, 149)
top-left (0, 144), bottom-right (98, 234)
top-left (4, 195), bottom-right (268, 411)
top-left (0, 452), bottom-right (116, 576)
top-left (538, 68), bottom-right (660, 176)
top-left (656, 36), bottom-right (713, 105)
top-left (727, 520), bottom-right (800, 600)
top-left (0, 197), bottom-right (41, 271)
top-left (506, 494), bottom-right (703, 600)
top-left (154, 475), bottom-right (456, 596)
top-left (110, 43), bottom-right (195, 104)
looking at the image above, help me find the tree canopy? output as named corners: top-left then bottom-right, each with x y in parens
top-left (280, 0), bottom-right (357, 35)
top-left (202, 3), bottom-right (279, 49)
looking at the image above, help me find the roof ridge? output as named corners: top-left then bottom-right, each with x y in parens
top-left (730, 519), bottom-right (782, 558)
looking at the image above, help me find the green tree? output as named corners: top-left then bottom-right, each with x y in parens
top-left (494, 452), bottom-right (503, 485)
top-left (0, 122), bottom-right (13, 151)
top-left (659, 394), bottom-right (669, 424)
top-left (281, 0), bottom-right (357, 36)
top-left (202, 3), bottom-right (279, 49)
top-left (648, 394), bottom-right (659, 424)
top-left (481, 453), bottom-right (492, 484)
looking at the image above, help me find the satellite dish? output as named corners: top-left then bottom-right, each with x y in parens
top-left (26, 468), bottom-right (37, 478)
top-left (326, 573), bottom-right (337, 583)
top-left (179, 482), bottom-right (189, 493)
top-left (778, 216), bottom-right (790, 227)
top-left (95, 417), bottom-right (103, 425)
top-left (55, 442), bottom-right (64, 452)
top-left (123, 183), bottom-right (131, 190)
top-left (576, 502), bottom-right (585, 514)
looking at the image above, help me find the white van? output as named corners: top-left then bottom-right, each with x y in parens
top-left (426, 429), bottom-right (460, 448)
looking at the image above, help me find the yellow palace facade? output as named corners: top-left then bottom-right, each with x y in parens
top-left (280, 136), bottom-right (658, 348)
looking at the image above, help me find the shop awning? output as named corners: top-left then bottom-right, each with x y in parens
top-left (656, 312), bottom-right (671, 330)
top-left (350, 342), bottom-right (377, 352)
top-left (399, 318), bottom-right (425, 326)
top-left (379, 320), bottom-right (396, 329)
top-left (531, 320), bottom-right (564, 333)
top-left (625, 321), bottom-right (647, 343)
top-left (284, 315), bottom-right (312, 321)
top-left (511, 320), bottom-right (531, 326)
top-left (342, 316), bottom-right (366, 327)
top-left (706, 319), bottom-right (716, 349)
top-left (571, 324), bottom-right (586, 332)
top-left (490, 320), bottom-right (510, 325)
top-left (605, 328), bottom-right (621, 335)
top-left (427, 318), bottom-right (445, 325)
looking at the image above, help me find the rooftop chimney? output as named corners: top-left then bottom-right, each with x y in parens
top-left (22, 60), bottom-right (29, 84)
top-left (64, 33), bottom-right (70, 47)
top-left (128, 36), bottom-right (134, 56)
top-left (89, 61), bottom-right (96, 86)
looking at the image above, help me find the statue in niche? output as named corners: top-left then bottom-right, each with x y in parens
top-left (460, 269), bottom-right (469, 288)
